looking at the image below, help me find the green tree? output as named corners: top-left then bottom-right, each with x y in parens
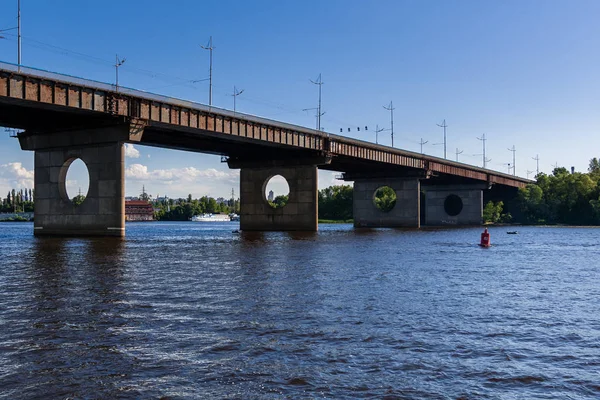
top-left (589, 157), bottom-right (600, 174)
top-left (318, 185), bottom-right (353, 220)
top-left (483, 201), bottom-right (510, 223)
top-left (72, 195), bottom-right (86, 206)
top-left (374, 186), bottom-right (396, 212)
top-left (271, 195), bottom-right (288, 208)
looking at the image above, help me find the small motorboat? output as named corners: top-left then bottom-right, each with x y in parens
top-left (506, 231), bottom-right (518, 234)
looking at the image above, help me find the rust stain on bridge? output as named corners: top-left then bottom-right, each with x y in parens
top-left (0, 64), bottom-right (530, 188)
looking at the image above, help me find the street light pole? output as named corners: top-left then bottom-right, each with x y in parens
top-left (477, 133), bottom-right (487, 168)
top-left (507, 145), bottom-right (516, 176)
top-left (375, 124), bottom-right (385, 145)
top-left (115, 54), bottom-right (126, 92)
top-left (383, 101), bottom-right (395, 147)
top-left (231, 86), bottom-right (244, 114)
top-left (17, 0), bottom-right (21, 67)
top-left (436, 119), bottom-right (448, 159)
top-left (200, 36), bottom-right (214, 106)
top-left (310, 74), bottom-right (324, 131)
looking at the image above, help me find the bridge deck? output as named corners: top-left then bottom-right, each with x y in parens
top-left (0, 62), bottom-right (530, 188)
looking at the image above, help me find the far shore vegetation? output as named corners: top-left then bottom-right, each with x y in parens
top-left (5, 158), bottom-right (600, 225)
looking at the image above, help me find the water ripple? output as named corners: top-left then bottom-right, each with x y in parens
top-left (1, 223), bottom-right (600, 398)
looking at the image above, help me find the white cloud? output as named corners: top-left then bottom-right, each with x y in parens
top-left (0, 162), bottom-right (35, 193)
top-left (318, 170), bottom-right (345, 189)
top-left (126, 163), bottom-right (239, 183)
top-left (124, 143), bottom-right (140, 158)
top-left (125, 163), bottom-right (240, 198)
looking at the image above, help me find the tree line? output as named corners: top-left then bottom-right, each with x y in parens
top-left (1, 189), bottom-right (34, 213)
top-left (152, 194), bottom-right (240, 221)
top-left (513, 159), bottom-right (600, 225)
top-left (9, 159), bottom-right (600, 225)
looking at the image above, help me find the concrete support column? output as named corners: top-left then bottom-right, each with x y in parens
top-left (353, 178), bottom-right (420, 228)
top-left (33, 142), bottom-right (125, 236)
top-left (423, 184), bottom-right (486, 226)
top-left (240, 165), bottom-right (318, 231)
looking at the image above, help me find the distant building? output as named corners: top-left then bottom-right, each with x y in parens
top-left (125, 200), bottom-right (154, 221)
top-left (268, 190), bottom-right (274, 201)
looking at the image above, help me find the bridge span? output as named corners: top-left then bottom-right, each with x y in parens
top-left (0, 62), bottom-right (531, 235)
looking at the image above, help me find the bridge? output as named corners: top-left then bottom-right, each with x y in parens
top-left (0, 62), bottom-right (530, 236)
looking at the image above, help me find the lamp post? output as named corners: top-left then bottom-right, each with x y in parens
top-left (200, 36), bottom-right (214, 106)
top-left (17, 0), bottom-right (21, 67)
top-left (115, 54), bottom-right (126, 92)
top-left (436, 119), bottom-right (448, 159)
top-left (231, 86), bottom-right (244, 114)
top-left (383, 101), bottom-right (395, 147)
top-left (310, 74), bottom-right (324, 131)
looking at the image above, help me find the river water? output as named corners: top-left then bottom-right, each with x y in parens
top-left (1, 222), bottom-right (599, 399)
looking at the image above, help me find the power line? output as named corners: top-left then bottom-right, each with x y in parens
top-left (200, 36), bottom-right (215, 106)
top-left (383, 101), bottom-right (395, 147)
top-left (526, 170), bottom-right (535, 179)
top-left (4, 33), bottom-right (207, 88)
top-left (436, 119), bottom-right (448, 159)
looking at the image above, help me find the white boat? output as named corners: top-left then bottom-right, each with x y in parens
top-left (191, 213), bottom-right (231, 222)
top-left (229, 213), bottom-right (240, 221)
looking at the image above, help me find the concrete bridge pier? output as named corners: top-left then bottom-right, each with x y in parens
top-left (423, 184), bottom-right (488, 226)
top-left (229, 157), bottom-right (330, 231)
top-left (353, 178), bottom-right (421, 228)
top-left (237, 165), bottom-right (318, 231)
top-left (18, 122), bottom-right (144, 236)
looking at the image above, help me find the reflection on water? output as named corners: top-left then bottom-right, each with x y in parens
top-left (1, 222), bottom-right (600, 399)
top-left (8, 237), bottom-right (133, 399)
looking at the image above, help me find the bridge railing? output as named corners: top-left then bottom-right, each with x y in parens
top-left (0, 60), bottom-right (329, 139)
top-left (0, 61), bottom-right (532, 185)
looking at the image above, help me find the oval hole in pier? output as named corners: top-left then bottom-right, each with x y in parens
top-left (264, 175), bottom-right (290, 209)
top-left (373, 186), bottom-right (397, 212)
top-left (65, 158), bottom-right (90, 206)
top-left (444, 194), bottom-right (463, 216)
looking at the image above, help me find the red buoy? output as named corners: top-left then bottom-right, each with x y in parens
top-left (480, 228), bottom-right (490, 247)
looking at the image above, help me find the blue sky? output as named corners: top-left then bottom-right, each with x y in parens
top-left (1, 0), bottom-right (599, 199)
